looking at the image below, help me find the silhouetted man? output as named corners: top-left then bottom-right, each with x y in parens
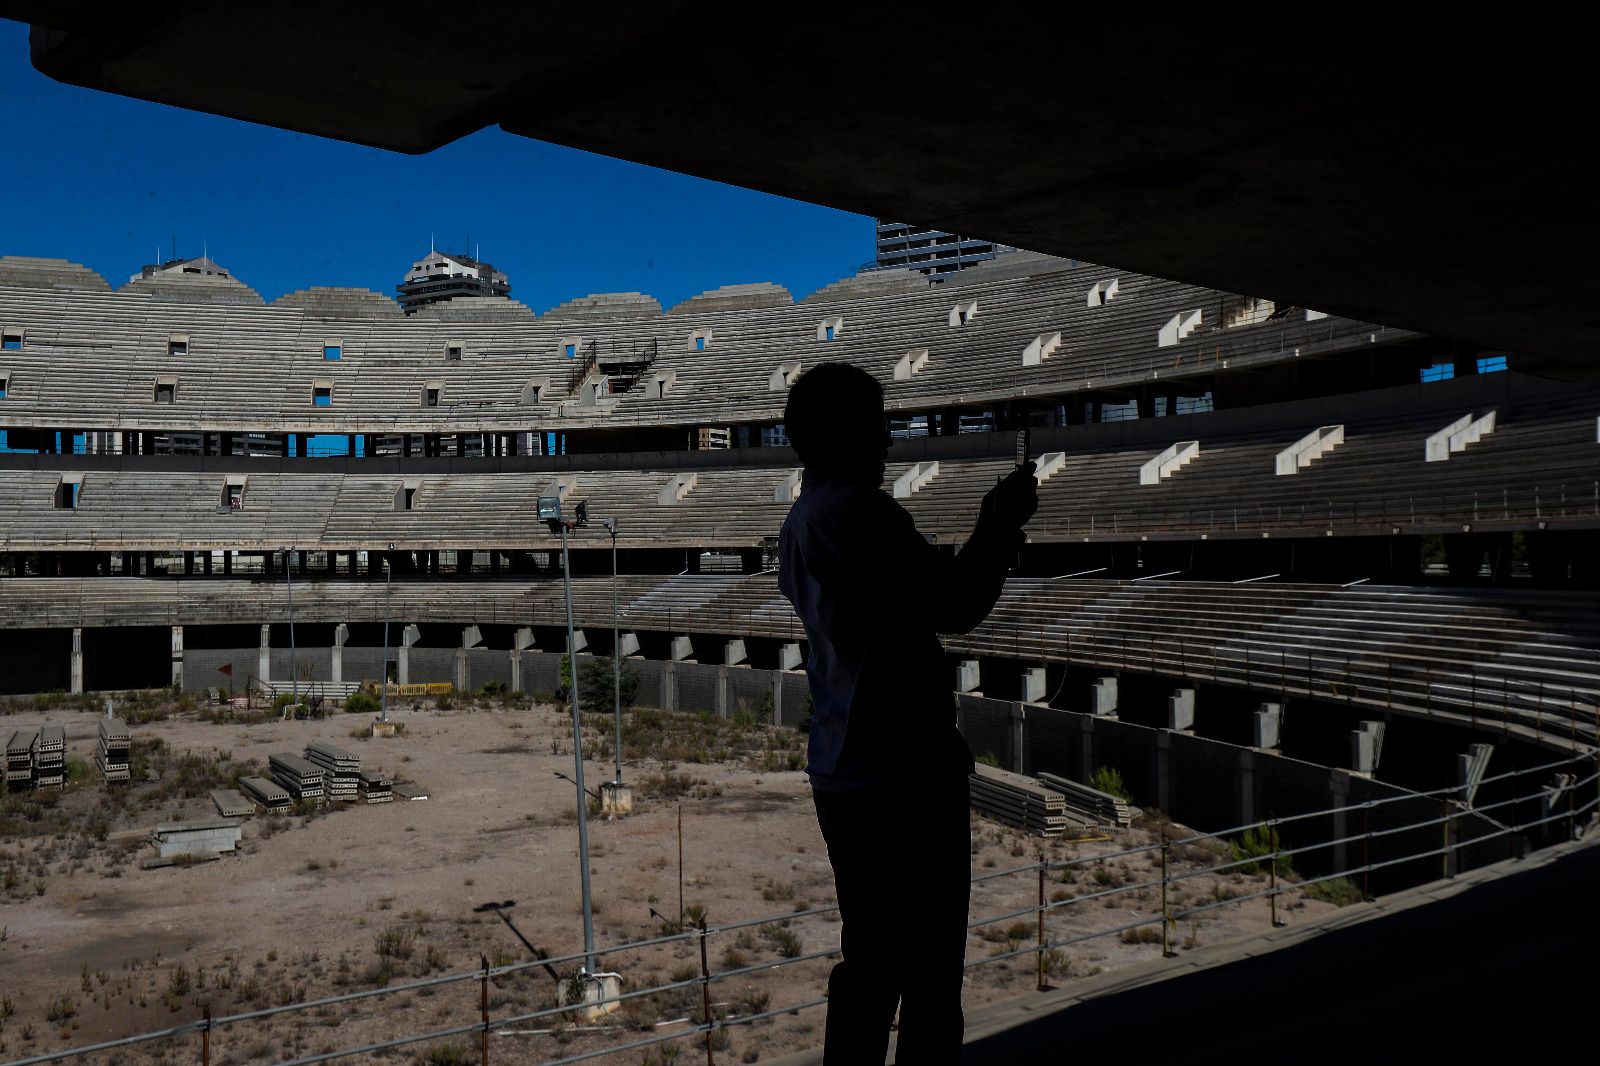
top-left (778, 362), bottom-right (1038, 1064)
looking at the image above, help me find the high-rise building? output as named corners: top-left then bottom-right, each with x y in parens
top-left (396, 250), bottom-right (510, 314)
top-left (873, 222), bottom-right (1013, 281)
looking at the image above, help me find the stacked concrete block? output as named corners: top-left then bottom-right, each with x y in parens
top-left (211, 788), bottom-right (255, 818)
top-left (357, 769), bottom-right (392, 804)
top-left (152, 819), bottom-right (242, 858)
top-left (34, 725), bottom-right (65, 789)
top-left (969, 764), bottom-right (1074, 836)
top-left (1037, 771), bottom-right (1138, 828)
top-left (5, 728), bottom-right (36, 791)
top-left (239, 775), bottom-right (291, 811)
top-left (305, 743), bottom-right (361, 801)
top-left (269, 753), bottom-right (325, 801)
top-left (96, 717), bottom-right (131, 782)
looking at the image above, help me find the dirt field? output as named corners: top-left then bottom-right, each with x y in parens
top-left (0, 695), bottom-right (1342, 1065)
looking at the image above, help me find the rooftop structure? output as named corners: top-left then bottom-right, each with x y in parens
top-left (130, 255), bottom-right (234, 284)
top-left (874, 221), bottom-right (1015, 281)
top-left (396, 250), bottom-right (510, 314)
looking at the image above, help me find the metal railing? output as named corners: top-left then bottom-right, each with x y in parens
top-left (6, 752), bottom-right (1595, 1066)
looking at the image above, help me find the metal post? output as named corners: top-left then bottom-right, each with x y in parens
top-left (1268, 819), bottom-right (1283, 927)
top-left (560, 523), bottom-right (597, 974)
top-left (1362, 802), bottom-right (1372, 902)
top-left (698, 918), bottom-right (715, 1066)
top-left (480, 954), bottom-right (490, 1066)
top-left (381, 544), bottom-right (394, 722)
top-left (1036, 856), bottom-right (1048, 989)
top-left (1442, 798), bottom-right (1452, 880)
top-left (678, 804), bottom-right (685, 928)
top-left (201, 1004), bottom-right (211, 1066)
top-left (1160, 832), bottom-right (1176, 957)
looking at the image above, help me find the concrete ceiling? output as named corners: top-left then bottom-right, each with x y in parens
top-left (8, 4), bottom-right (1595, 374)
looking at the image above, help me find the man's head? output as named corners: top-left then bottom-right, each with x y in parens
top-left (783, 362), bottom-right (889, 484)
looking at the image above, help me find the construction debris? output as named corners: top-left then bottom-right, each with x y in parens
top-left (97, 717), bottom-right (131, 782)
top-left (969, 764), bottom-right (1077, 836)
top-left (1037, 771), bottom-right (1140, 828)
top-left (152, 818), bottom-right (242, 858)
top-left (392, 782), bottom-right (429, 801)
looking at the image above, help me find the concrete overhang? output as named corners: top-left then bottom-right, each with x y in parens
top-left (7, 6), bottom-right (1596, 373)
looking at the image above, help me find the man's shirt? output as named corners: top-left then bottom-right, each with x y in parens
top-left (778, 471), bottom-right (1013, 790)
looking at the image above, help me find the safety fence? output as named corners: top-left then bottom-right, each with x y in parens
top-left (5, 751), bottom-right (1594, 1066)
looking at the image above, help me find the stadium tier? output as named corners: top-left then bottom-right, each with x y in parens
top-left (0, 253), bottom-right (1410, 440)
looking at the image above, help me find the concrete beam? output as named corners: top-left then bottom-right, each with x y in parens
top-left (618, 632), bottom-right (641, 657)
top-left (568, 629), bottom-right (588, 654)
top-left (462, 625), bottom-right (483, 649)
top-left (514, 627), bottom-right (535, 652)
top-left (670, 635), bottom-right (694, 662)
top-left (725, 639), bottom-right (747, 667)
top-left (780, 642), bottom-right (803, 672)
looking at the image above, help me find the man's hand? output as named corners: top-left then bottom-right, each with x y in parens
top-left (980, 460), bottom-right (1039, 532)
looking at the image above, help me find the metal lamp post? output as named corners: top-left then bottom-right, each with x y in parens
top-left (601, 517), bottom-right (622, 785)
top-left (541, 495), bottom-right (596, 974)
top-left (380, 543), bottom-right (394, 722)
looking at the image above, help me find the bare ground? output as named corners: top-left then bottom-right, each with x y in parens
top-left (0, 698), bottom-right (1341, 1065)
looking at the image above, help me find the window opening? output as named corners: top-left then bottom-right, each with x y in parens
top-left (1, 330), bottom-right (21, 351)
top-left (424, 387), bottom-right (440, 408)
top-left (1420, 362), bottom-right (1454, 383)
top-left (324, 344), bottom-right (342, 361)
top-left (221, 478), bottom-right (246, 510)
top-left (0, 372), bottom-right (9, 399)
top-left (445, 341), bottom-right (463, 361)
top-left (313, 384), bottom-right (333, 407)
top-left (154, 379), bottom-right (176, 404)
top-left (55, 477), bottom-right (81, 509)
top-left (1477, 355), bottom-right (1509, 374)
top-left (168, 334), bottom-right (189, 357)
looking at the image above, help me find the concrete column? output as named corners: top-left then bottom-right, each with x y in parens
top-left (1021, 667), bottom-right (1046, 704)
top-left (1154, 729), bottom-right (1172, 813)
top-left (1253, 702), bottom-right (1283, 749)
top-left (1010, 702), bottom-right (1027, 774)
top-left (1092, 676), bottom-right (1118, 717)
top-left (670, 635), bottom-right (694, 662)
top-left (1351, 721), bottom-right (1385, 776)
top-left (661, 660), bottom-right (678, 711)
top-left (957, 659), bottom-right (981, 694)
top-left (170, 625), bottom-right (184, 689)
top-left (780, 643), bottom-right (803, 672)
top-left (510, 628), bottom-right (535, 694)
top-left (618, 632), bottom-right (641, 658)
top-left (769, 674), bottom-right (784, 725)
top-left (724, 639), bottom-right (747, 667)
top-left (456, 625), bottom-right (483, 693)
top-left (71, 627), bottom-right (84, 694)
top-left (1167, 687), bottom-right (1195, 732)
top-left (1237, 747), bottom-right (1255, 827)
top-left (398, 624), bottom-right (420, 686)
top-left (258, 624), bottom-right (271, 685)
top-left (716, 666), bottom-right (730, 718)
top-left (567, 629), bottom-right (588, 653)
top-left (1078, 714), bottom-right (1095, 783)
top-left (331, 623), bottom-right (348, 685)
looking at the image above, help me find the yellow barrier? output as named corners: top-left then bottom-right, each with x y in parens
top-left (366, 682), bottom-right (455, 697)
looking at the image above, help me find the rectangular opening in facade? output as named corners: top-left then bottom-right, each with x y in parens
top-left (313, 382), bottom-right (333, 407)
top-left (1420, 362), bottom-right (1454, 382)
top-left (423, 386), bottom-right (440, 408)
top-left (445, 340), bottom-right (463, 361)
top-left (521, 380), bottom-right (544, 405)
top-left (1477, 355), bottom-right (1509, 373)
top-left (154, 376), bottom-right (177, 404)
top-left (1, 328), bottom-right (21, 351)
top-left (55, 474), bottom-right (82, 509)
top-left (0, 371), bottom-right (9, 398)
top-left (221, 477), bottom-right (246, 510)
top-left (168, 333), bottom-right (189, 357)
top-left (394, 479), bottom-right (421, 511)
top-left (324, 340), bottom-right (342, 361)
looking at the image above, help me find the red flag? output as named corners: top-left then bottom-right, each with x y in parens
top-left (218, 663), bottom-right (234, 676)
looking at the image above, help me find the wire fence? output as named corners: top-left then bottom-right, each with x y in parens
top-left (6, 751), bottom-right (1594, 1066)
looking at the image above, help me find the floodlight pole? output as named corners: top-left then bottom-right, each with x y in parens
top-left (380, 543), bottom-right (394, 722)
top-left (559, 519), bottom-right (598, 974)
top-left (281, 546), bottom-right (297, 707)
top-left (605, 518), bottom-right (623, 786)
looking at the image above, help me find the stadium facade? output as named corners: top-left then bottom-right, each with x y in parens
top-left (873, 221), bottom-right (1014, 280)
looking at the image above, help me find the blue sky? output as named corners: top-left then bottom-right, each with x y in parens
top-left (0, 19), bottom-right (872, 311)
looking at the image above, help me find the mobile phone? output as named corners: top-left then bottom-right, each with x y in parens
top-left (1015, 427), bottom-right (1030, 467)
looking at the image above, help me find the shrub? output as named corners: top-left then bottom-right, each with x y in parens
top-left (1302, 876), bottom-right (1363, 907)
top-left (420, 1043), bottom-right (474, 1066)
top-left (343, 691), bottom-right (381, 716)
top-left (1230, 825), bottom-right (1292, 877)
top-left (578, 657), bottom-right (639, 714)
top-left (374, 926), bottom-right (417, 960)
top-left (1089, 766), bottom-right (1130, 802)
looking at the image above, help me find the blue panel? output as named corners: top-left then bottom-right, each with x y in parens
top-left (324, 346), bottom-right (342, 361)
top-left (314, 393), bottom-right (332, 407)
top-left (1477, 355), bottom-right (1509, 373)
top-left (1420, 363), bottom-right (1455, 382)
